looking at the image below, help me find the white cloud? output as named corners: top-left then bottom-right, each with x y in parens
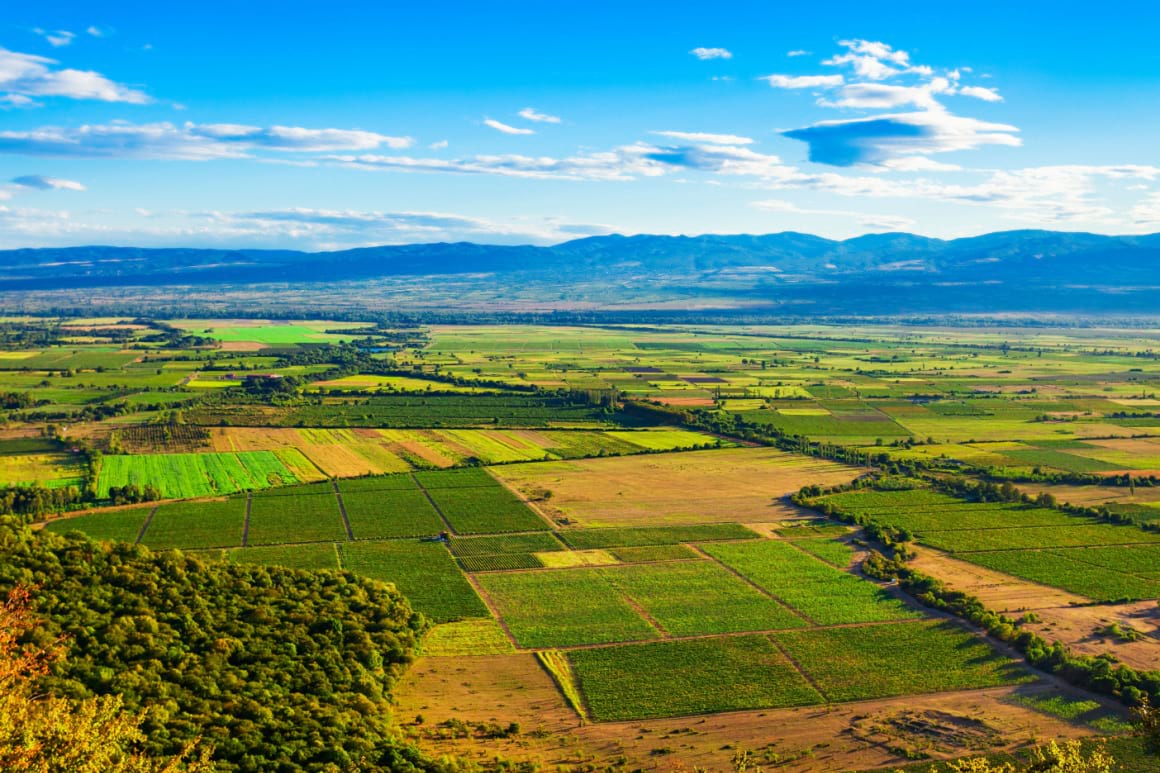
top-left (690, 47), bottom-right (732, 60)
top-left (652, 130), bottom-right (753, 145)
top-left (820, 78), bottom-right (953, 110)
top-left (428, 139), bottom-right (449, 150)
top-left (959, 85), bottom-right (1002, 102)
top-left (10, 174), bottom-right (85, 191)
top-left (518, 107), bottom-right (561, 124)
top-left (750, 198), bottom-right (916, 231)
top-left (0, 47), bottom-right (148, 104)
top-left (0, 121), bottom-right (413, 159)
top-left (762, 74), bottom-right (844, 89)
top-left (786, 50), bottom-right (810, 57)
top-left (484, 118), bottom-right (534, 135)
top-left (38, 30), bottom-right (76, 48)
top-left (876, 156), bottom-right (963, 172)
top-left (86, 26), bottom-right (108, 38)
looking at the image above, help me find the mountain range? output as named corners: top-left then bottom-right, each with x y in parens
top-left (2, 230), bottom-right (1159, 314)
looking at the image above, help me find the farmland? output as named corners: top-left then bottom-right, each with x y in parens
top-left (8, 318), bottom-right (1160, 771)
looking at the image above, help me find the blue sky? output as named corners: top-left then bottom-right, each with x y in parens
top-left (2, 1), bottom-right (1160, 249)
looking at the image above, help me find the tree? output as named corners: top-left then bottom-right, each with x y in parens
top-left (0, 586), bottom-right (213, 773)
top-left (940, 740), bottom-right (1114, 772)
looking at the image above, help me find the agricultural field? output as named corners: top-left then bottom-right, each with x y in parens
top-left (819, 487), bottom-right (1160, 601)
top-left (493, 446), bottom-right (866, 526)
top-left (9, 318), bottom-right (1160, 770)
top-left (96, 451), bottom-right (300, 498)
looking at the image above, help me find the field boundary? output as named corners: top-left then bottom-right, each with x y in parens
top-left (241, 493), bottom-right (252, 547)
top-left (460, 573), bottom-right (520, 648)
top-left (767, 635), bottom-right (830, 703)
top-left (134, 506), bottom-right (159, 545)
top-left (332, 480), bottom-right (355, 540)
top-left (411, 473), bottom-right (457, 536)
top-left (687, 543), bottom-right (818, 626)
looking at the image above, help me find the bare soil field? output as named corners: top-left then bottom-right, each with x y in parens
top-left (394, 653), bottom-right (1099, 772)
top-left (491, 447), bottom-right (865, 527)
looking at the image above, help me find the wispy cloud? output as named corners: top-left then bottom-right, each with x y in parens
top-left (484, 118), bottom-right (534, 135)
top-left (518, 107), bottom-right (561, 124)
top-left (763, 74), bottom-right (844, 89)
top-left (751, 198), bottom-right (916, 231)
top-left (690, 47), bottom-right (732, 60)
top-left (34, 29), bottom-right (76, 48)
top-left (786, 50), bottom-right (810, 57)
top-left (0, 122), bottom-right (413, 159)
top-left (652, 130), bottom-right (753, 145)
top-left (0, 47), bottom-right (148, 105)
top-left (10, 174), bottom-right (85, 191)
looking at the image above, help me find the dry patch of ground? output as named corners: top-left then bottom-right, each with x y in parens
top-left (394, 654), bottom-right (1097, 772)
top-left (910, 546), bottom-right (1160, 671)
top-left (491, 447), bottom-right (864, 527)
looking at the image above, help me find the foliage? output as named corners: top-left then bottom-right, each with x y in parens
top-left (0, 586), bottom-right (215, 773)
top-left (0, 519), bottom-right (437, 772)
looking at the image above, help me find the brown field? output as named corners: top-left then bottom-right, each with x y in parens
top-left (910, 547), bottom-right (1160, 671)
top-left (393, 653), bottom-right (1099, 772)
top-left (1018, 482), bottom-right (1160, 509)
top-left (491, 447), bottom-right (866, 527)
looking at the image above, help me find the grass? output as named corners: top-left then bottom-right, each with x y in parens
top-left (96, 451), bottom-right (298, 499)
top-left (44, 506), bottom-right (152, 543)
top-left (536, 650), bottom-right (588, 720)
top-left (604, 562), bottom-right (807, 635)
top-left (568, 635), bottom-right (822, 721)
top-left (918, 523), bottom-right (1160, 553)
top-left (791, 537), bottom-right (856, 567)
top-left (246, 489), bottom-right (347, 545)
top-left (422, 478), bottom-right (548, 534)
top-left (448, 532), bottom-right (566, 556)
top-left (341, 488), bottom-right (446, 539)
top-left (558, 523), bottom-right (757, 549)
top-left (536, 549), bottom-right (618, 568)
top-left (964, 549), bottom-right (1160, 601)
top-left (771, 620), bottom-right (1033, 702)
top-left (476, 568), bottom-right (660, 647)
top-left (607, 544), bottom-right (700, 562)
top-left (338, 540), bottom-right (489, 622)
top-left (702, 540), bottom-right (921, 625)
top-left (139, 498), bottom-right (245, 549)
top-left (225, 542), bottom-right (340, 571)
top-left (422, 619), bottom-right (515, 656)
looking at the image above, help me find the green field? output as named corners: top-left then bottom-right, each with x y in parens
top-left (246, 489), bottom-right (347, 545)
top-left (140, 499), bottom-right (245, 549)
top-left (604, 561), bottom-right (807, 635)
top-left (558, 523), bottom-right (757, 549)
top-left (569, 635), bottom-right (822, 721)
top-left (702, 540), bottom-right (922, 625)
top-left (44, 507), bottom-right (152, 543)
top-left (225, 542), bottom-right (341, 571)
top-left (476, 568), bottom-right (661, 647)
top-left (97, 451), bottom-right (299, 499)
top-left (341, 487), bottom-right (446, 539)
top-left (338, 540), bottom-right (489, 622)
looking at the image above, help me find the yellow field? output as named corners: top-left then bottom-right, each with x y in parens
top-left (491, 447), bottom-right (866, 526)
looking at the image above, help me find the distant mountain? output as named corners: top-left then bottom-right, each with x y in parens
top-left (2, 230), bottom-right (1159, 314)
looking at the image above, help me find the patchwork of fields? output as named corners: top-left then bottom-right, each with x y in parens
top-left (820, 488), bottom-right (1160, 601)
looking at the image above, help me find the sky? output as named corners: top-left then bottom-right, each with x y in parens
top-left (2, 1), bottom-right (1160, 250)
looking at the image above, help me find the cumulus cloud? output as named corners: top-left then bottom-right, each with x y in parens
top-left (10, 174), bottom-right (85, 191)
top-left (0, 47), bottom-right (148, 104)
top-left (762, 74), bottom-right (844, 89)
top-left (518, 107), bottom-right (561, 123)
top-left (690, 47), bottom-right (732, 60)
top-left (651, 130), bottom-right (753, 145)
top-left (484, 118), bottom-right (534, 135)
top-left (0, 121), bottom-right (413, 159)
top-left (782, 110), bottom-right (1020, 166)
top-left (959, 85), bottom-right (1002, 102)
